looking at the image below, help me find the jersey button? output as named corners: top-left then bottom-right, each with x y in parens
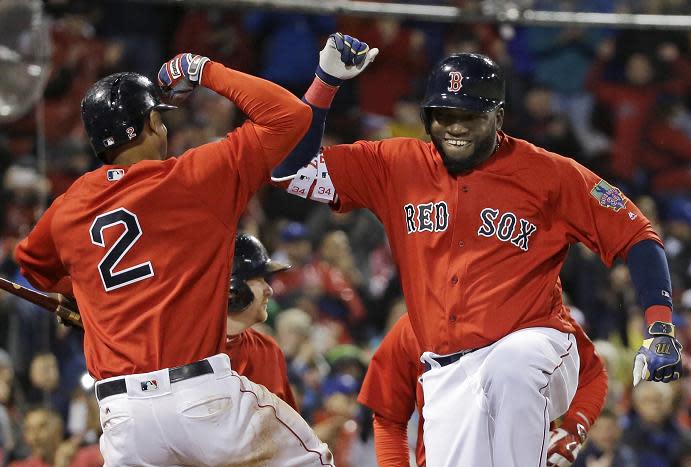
top-left (461, 185), bottom-right (469, 192)
top-left (459, 240), bottom-right (465, 247)
top-left (451, 275), bottom-right (459, 285)
top-left (449, 315), bottom-right (457, 323)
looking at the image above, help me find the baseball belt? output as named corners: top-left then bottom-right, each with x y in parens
top-left (424, 348), bottom-right (479, 372)
top-left (96, 359), bottom-right (214, 400)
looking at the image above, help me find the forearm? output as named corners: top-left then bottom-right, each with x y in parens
top-left (625, 239), bottom-right (673, 325)
top-left (373, 414), bottom-right (411, 466)
top-left (201, 61), bottom-right (311, 157)
top-left (562, 374), bottom-right (608, 432)
top-left (272, 77), bottom-right (338, 180)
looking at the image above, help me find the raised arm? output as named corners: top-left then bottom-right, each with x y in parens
top-left (270, 33), bottom-right (378, 201)
top-left (158, 53), bottom-right (312, 167)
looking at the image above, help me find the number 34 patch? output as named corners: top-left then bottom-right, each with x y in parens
top-left (286, 152), bottom-right (336, 204)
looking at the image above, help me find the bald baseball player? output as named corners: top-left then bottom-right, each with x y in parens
top-left (272, 34), bottom-right (681, 466)
top-left (14, 54), bottom-right (334, 466)
top-left (226, 233), bottom-right (298, 410)
top-left (358, 306), bottom-right (608, 467)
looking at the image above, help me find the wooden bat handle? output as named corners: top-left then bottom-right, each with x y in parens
top-left (0, 277), bottom-right (83, 329)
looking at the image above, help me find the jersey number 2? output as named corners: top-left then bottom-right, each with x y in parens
top-left (90, 208), bottom-right (154, 291)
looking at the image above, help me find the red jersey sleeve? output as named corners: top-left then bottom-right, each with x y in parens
top-left (175, 62), bottom-right (311, 225)
top-left (358, 313), bottom-right (422, 424)
top-left (554, 157), bottom-right (661, 266)
top-left (321, 139), bottom-right (395, 215)
top-left (273, 336), bottom-right (298, 411)
top-left (14, 195), bottom-right (69, 291)
top-left (225, 330), bottom-right (298, 411)
top-left (372, 414), bottom-right (411, 467)
top-left (562, 314), bottom-right (608, 432)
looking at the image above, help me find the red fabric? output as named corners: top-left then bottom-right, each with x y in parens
top-left (586, 58), bottom-right (691, 181)
top-left (305, 77), bottom-right (339, 109)
top-left (70, 444), bottom-right (104, 467)
top-left (225, 328), bottom-right (298, 410)
top-left (173, 11), bottom-right (254, 72)
top-left (271, 260), bottom-right (366, 324)
top-left (372, 415), bottom-right (414, 467)
top-left (642, 121), bottom-right (691, 194)
top-left (360, 311), bottom-right (606, 466)
top-left (347, 20), bottom-right (427, 117)
top-left (560, 315), bottom-right (609, 433)
top-left (15, 62), bottom-right (311, 379)
top-left (8, 457), bottom-right (50, 467)
top-left (324, 132), bottom-right (660, 354)
top-left (645, 305), bottom-right (673, 327)
top-left (8, 445), bottom-right (103, 467)
top-left (359, 313), bottom-right (425, 465)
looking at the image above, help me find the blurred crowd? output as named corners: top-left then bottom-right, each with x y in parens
top-left (0, 0), bottom-right (690, 465)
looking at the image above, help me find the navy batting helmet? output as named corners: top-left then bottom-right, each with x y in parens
top-left (81, 72), bottom-right (176, 159)
top-left (421, 53), bottom-right (505, 130)
top-left (228, 234), bottom-right (290, 313)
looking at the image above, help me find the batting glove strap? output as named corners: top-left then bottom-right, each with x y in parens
top-left (315, 66), bottom-right (343, 87)
top-left (316, 32), bottom-right (378, 86)
top-left (633, 321), bottom-right (682, 385)
top-left (547, 428), bottom-right (584, 467)
top-left (648, 320), bottom-right (675, 337)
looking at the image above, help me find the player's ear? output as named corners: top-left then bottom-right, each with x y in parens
top-left (495, 107), bottom-right (504, 131)
top-left (147, 110), bottom-right (165, 136)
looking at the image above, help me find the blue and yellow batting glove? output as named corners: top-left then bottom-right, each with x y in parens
top-left (633, 321), bottom-right (683, 386)
top-left (316, 32), bottom-right (378, 86)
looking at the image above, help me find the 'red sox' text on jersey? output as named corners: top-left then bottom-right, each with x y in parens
top-left (321, 132), bottom-right (660, 354)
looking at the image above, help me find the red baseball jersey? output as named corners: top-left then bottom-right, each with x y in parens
top-left (358, 311), bottom-right (607, 466)
top-left (323, 133), bottom-right (661, 354)
top-left (14, 62), bottom-right (311, 380)
top-left (225, 328), bottom-right (298, 410)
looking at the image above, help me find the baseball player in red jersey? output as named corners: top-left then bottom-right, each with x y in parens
top-left (358, 306), bottom-right (608, 467)
top-left (225, 233), bottom-right (298, 410)
top-left (272, 34), bottom-right (682, 466)
top-left (14, 54), bottom-right (334, 466)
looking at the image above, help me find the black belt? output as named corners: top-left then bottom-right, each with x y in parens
top-left (96, 359), bottom-right (214, 401)
top-left (424, 348), bottom-right (478, 372)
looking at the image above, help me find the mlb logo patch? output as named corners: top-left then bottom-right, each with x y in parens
top-left (140, 380), bottom-right (159, 392)
top-left (590, 179), bottom-right (627, 212)
top-left (106, 169), bottom-right (125, 181)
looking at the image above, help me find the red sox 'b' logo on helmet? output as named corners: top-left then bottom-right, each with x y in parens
top-left (448, 71), bottom-right (463, 92)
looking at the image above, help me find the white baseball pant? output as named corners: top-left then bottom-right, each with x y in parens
top-left (95, 353), bottom-right (334, 466)
top-left (420, 327), bottom-right (579, 467)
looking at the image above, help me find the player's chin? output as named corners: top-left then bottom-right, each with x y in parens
top-left (441, 153), bottom-right (477, 174)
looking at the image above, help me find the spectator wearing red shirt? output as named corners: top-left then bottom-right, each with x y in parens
top-left (586, 40), bottom-right (691, 186)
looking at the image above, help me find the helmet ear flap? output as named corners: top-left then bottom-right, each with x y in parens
top-left (228, 276), bottom-right (254, 313)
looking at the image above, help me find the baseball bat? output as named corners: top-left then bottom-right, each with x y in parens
top-left (0, 277), bottom-right (83, 329)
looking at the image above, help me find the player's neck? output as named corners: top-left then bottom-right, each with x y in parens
top-left (227, 317), bottom-right (251, 337)
top-left (110, 139), bottom-right (163, 165)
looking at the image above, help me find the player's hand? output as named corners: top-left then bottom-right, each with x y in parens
top-left (547, 425), bottom-right (587, 467)
top-left (316, 32), bottom-right (379, 86)
top-left (633, 321), bottom-right (683, 386)
top-left (157, 53), bottom-right (210, 105)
